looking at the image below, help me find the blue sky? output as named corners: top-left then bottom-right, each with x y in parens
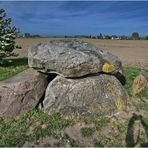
top-left (0, 1), bottom-right (148, 36)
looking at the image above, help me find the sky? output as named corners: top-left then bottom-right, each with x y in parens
top-left (0, 1), bottom-right (148, 36)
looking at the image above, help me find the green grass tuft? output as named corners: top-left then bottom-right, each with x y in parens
top-left (123, 66), bottom-right (140, 95)
top-left (80, 127), bottom-right (94, 137)
top-left (123, 66), bottom-right (148, 98)
top-left (0, 58), bottom-right (28, 80)
top-left (63, 133), bottom-right (79, 147)
top-left (94, 117), bottom-right (109, 131)
top-left (136, 103), bottom-right (148, 112)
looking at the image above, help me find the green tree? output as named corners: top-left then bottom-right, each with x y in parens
top-left (24, 33), bottom-right (31, 37)
top-left (132, 32), bottom-right (140, 40)
top-left (144, 35), bottom-right (148, 40)
top-left (97, 33), bottom-right (103, 39)
top-left (0, 8), bottom-right (17, 62)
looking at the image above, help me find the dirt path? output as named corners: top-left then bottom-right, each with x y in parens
top-left (14, 38), bottom-right (148, 69)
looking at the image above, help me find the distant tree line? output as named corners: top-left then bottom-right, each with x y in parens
top-left (18, 32), bottom-right (148, 40)
top-left (64, 32), bottom-right (148, 40)
top-left (18, 33), bottom-right (41, 38)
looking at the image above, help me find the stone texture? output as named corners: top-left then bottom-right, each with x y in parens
top-left (140, 70), bottom-right (148, 81)
top-left (132, 70), bottom-right (148, 95)
top-left (28, 39), bottom-right (122, 77)
top-left (43, 74), bottom-right (128, 117)
top-left (0, 68), bottom-right (48, 117)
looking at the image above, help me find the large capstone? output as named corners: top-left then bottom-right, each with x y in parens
top-left (43, 74), bottom-right (128, 117)
top-left (28, 39), bottom-right (122, 77)
top-left (0, 69), bottom-right (48, 117)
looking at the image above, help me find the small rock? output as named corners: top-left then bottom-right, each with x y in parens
top-left (101, 127), bottom-right (111, 137)
top-left (132, 73), bottom-right (147, 95)
top-left (64, 123), bottom-right (95, 146)
top-left (41, 124), bottom-right (47, 129)
top-left (23, 136), bottom-right (58, 147)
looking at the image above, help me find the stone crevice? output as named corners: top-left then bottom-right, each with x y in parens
top-left (35, 73), bottom-right (58, 108)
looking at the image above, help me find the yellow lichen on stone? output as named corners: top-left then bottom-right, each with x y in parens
top-left (132, 74), bottom-right (147, 95)
top-left (92, 103), bottom-right (115, 116)
top-left (102, 63), bottom-right (116, 73)
top-left (114, 97), bottom-right (123, 110)
top-left (104, 80), bottom-right (118, 95)
top-left (124, 95), bottom-right (129, 106)
top-left (104, 82), bottom-right (114, 92)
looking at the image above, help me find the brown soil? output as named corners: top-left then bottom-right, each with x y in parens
top-left (14, 38), bottom-right (148, 69)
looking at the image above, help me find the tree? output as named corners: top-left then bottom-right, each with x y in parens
top-left (144, 35), bottom-right (148, 40)
top-left (24, 33), bottom-right (31, 37)
top-left (97, 33), bottom-right (103, 39)
top-left (0, 8), bottom-right (17, 62)
top-left (132, 32), bottom-right (140, 40)
top-left (104, 35), bottom-right (111, 39)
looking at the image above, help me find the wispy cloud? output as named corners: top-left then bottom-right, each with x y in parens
top-left (0, 1), bottom-right (148, 35)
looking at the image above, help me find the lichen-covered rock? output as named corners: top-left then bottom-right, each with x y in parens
top-left (132, 70), bottom-right (148, 95)
top-left (43, 74), bottom-right (128, 117)
top-left (28, 39), bottom-right (122, 77)
top-left (0, 69), bottom-right (48, 117)
top-left (140, 70), bottom-right (148, 81)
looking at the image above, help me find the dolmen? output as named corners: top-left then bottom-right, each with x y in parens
top-left (0, 39), bottom-right (128, 117)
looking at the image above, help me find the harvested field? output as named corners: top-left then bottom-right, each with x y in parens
top-left (14, 38), bottom-right (148, 69)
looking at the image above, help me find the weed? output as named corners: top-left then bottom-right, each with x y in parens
top-left (123, 66), bottom-right (140, 96)
top-left (136, 103), bottom-right (148, 112)
top-left (94, 139), bottom-right (104, 147)
top-left (80, 127), bottom-right (94, 137)
top-left (64, 134), bottom-right (79, 147)
top-left (94, 117), bottom-right (109, 131)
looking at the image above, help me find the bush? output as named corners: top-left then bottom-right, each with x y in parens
top-left (132, 32), bottom-right (140, 40)
top-left (0, 8), bottom-right (17, 62)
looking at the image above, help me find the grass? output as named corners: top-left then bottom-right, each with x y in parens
top-left (0, 59), bottom-right (148, 146)
top-left (0, 110), bottom-right (74, 147)
top-left (0, 109), bottom-right (111, 147)
top-left (0, 103), bottom-right (147, 147)
top-left (123, 66), bottom-right (140, 95)
top-left (136, 102), bottom-right (148, 112)
top-left (0, 58), bottom-right (28, 81)
top-left (123, 66), bottom-right (148, 97)
top-left (61, 134), bottom-right (79, 147)
top-left (80, 127), bottom-right (94, 137)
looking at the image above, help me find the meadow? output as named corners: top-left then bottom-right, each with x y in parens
top-left (0, 38), bottom-right (148, 147)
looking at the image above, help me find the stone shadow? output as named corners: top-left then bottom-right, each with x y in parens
top-left (126, 113), bottom-right (148, 147)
